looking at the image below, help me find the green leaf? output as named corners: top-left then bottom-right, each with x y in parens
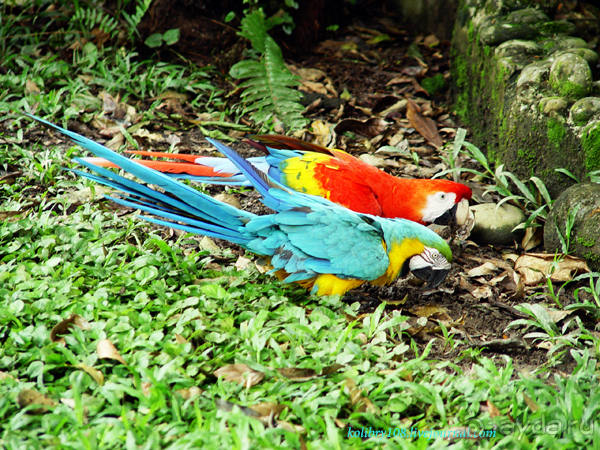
top-left (529, 176), bottom-right (552, 206)
top-left (145, 33), bottom-right (163, 48)
top-left (163, 28), bottom-right (180, 46)
top-left (555, 167), bottom-right (580, 183)
top-left (230, 33), bottom-right (307, 131)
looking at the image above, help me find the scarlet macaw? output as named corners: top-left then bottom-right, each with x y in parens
top-left (82, 134), bottom-right (472, 226)
top-left (28, 115), bottom-right (453, 296)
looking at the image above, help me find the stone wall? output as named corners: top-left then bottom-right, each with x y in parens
top-left (451, 0), bottom-right (600, 198)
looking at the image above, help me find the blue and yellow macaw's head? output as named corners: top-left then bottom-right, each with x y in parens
top-left (377, 218), bottom-right (453, 289)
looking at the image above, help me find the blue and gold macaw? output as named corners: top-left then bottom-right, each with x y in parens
top-left (27, 114), bottom-right (453, 296)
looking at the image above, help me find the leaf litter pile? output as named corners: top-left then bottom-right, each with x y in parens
top-left (4, 2), bottom-right (600, 445)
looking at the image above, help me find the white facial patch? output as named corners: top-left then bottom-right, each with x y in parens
top-left (421, 191), bottom-right (457, 223)
top-left (409, 246), bottom-right (451, 271)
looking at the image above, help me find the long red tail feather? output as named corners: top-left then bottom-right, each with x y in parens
top-left (80, 154), bottom-right (234, 177)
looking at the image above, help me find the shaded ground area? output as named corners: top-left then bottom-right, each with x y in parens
top-left (17, 1), bottom-right (597, 378)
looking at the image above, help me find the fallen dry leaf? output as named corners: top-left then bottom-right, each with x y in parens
top-left (50, 314), bottom-right (91, 345)
top-left (132, 128), bottom-right (163, 142)
top-left (456, 207), bottom-right (475, 241)
top-left (141, 381), bottom-right (152, 397)
top-left (105, 132), bottom-right (125, 150)
top-left (515, 253), bottom-right (590, 285)
top-left (75, 363), bottom-right (104, 385)
top-left (97, 339), bottom-right (127, 365)
top-left (65, 186), bottom-right (111, 205)
top-left (412, 304), bottom-right (452, 321)
top-left (277, 367), bottom-right (317, 381)
top-left (344, 378), bottom-right (378, 414)
top-left (406, 97), bottom-right (443, 148)
top-left (334, 418), bottom-right (346, 428)
top-left (523, 393), bottom-right (539, 412)
top-left (481, 399), bottom-right (502, 417)
top-left (175, 386), bottom-right (203, 400)
top-left (26, 79), bottom-right (41, 96)
top-left (275, 420), bottom-right (307, 434)
top-left (17, 389), bottom-right (57, 414)
top-left (386, 75), bottom-right (412, 86)
top-left (388, 130), bottom-right (406, 147)
top-left (422, 34), bottom-right (440, 47)
top-left (320, 364), bottom-right (344, 376)
top-left (287, 65), bottom-right (327, 81)
top-left (301, 81), bottom-right (328, 95)
top-left (467, 262), bottom-right (499, 278)
top-left (536, 341), bottom-right (554, 350)
top-left (214, 364), bottom-right (264, 387)
top-left (234, 256), bottom-right (253, 270)
top-left (174, 333), bottom-right (189, 344)
top-left (254, 262), bottom-right (269, 274)
top-left (521, 227), bottom-right (544, 252)
top-left (0, 371), bottom-right (17, 382)
top-left (199, 236), bottom-right (221, 252)
top-left (214, 193), bottom-right (242, 209)
top-left (471, 285), bottom-right (494, 299)
top-left (545, 309), bottom-right (570, 323)
top-left (358, 153), bottom-right (399, 168)
top-left (489, 267), bottom-right (524, 300)
top-left (248, 402), bottom-right (287, 418)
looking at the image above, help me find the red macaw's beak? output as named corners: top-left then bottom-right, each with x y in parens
top-left (433, 198), bottom-right (470, 226)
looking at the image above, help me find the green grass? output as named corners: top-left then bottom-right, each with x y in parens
top-left (2, 124), bottom-right (600, 450)
top-left (2, 206), bottom-right (600, 449)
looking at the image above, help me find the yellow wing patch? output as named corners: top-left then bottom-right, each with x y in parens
top-left (280, 154), bottom-right (337, 198)
top-left (373, 238), bottom-right (425, 286)
top-left (312, 274), bottom-right (366, 296)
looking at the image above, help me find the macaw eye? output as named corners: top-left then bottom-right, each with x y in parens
top-left (438, 193), bottom-right (447, 201)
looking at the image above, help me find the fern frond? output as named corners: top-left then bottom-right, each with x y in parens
top-left (71, 7), bottom-right (119, 39)
top-left (230, 11), bottom-right (307, 132)
top-left (122, 0), bottom-right (153, 39)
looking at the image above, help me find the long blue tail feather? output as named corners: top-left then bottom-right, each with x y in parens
top-left (27, 113), bottom-right (260, 246)
top-left (27, 114), bottom-right (250, 226)
top-left (103, 195), bottom-right (252, 244)
top-left (71, 157), bottom-right (249, 228)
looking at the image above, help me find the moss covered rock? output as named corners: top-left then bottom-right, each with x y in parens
top-left (539, 96), bottom-right (568, 116)
top-left (451, 0), bottom-right (600, 199)
top-left (496, 39), bottom-right (542, 60)
top-left (479, 20), bottom-right (538, 46)
top-left (516, 60), bottom-right (551, 88)
top-left (553, 48), bottom-right (599, 66)
top-left (570, 98), bottom-right (600, 127)
top-left (541, 36), bottom-right (589, 54)
top-left (544, 182), bottom-right (600, 270)
top-left (581, 121), bottom-right (600, 172)
top-left (505, 8), bottom-right (549, 24)
top-left (549, 53), bottom-right (592, 100)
